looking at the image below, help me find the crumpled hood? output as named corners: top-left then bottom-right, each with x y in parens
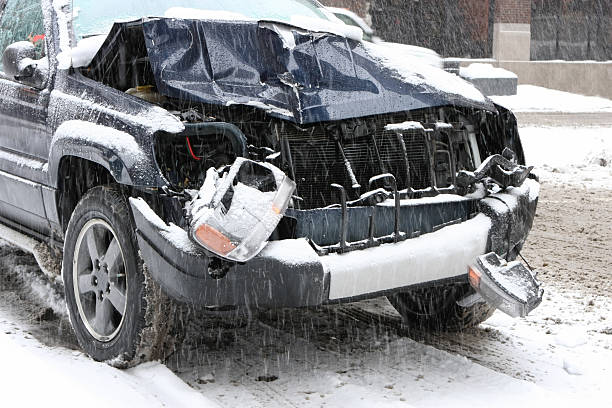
top-left (136, 18), bottom-right (494, 124)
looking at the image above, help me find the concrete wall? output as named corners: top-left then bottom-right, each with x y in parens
top-left (497, 61), bottom-right (612, 99)
top-left (459, 60), bottom-right (612, 99)
top-left (492, 0), bottom-right (531, 61)
top-left (493, 23), bottom-right (531, 61)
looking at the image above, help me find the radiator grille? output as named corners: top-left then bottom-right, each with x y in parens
top-left (283, 115), bottom-right (434, 209)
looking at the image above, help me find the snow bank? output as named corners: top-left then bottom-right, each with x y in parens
top-left (482, 286), bottom-right (612, 404)
top-left (519, 126), bottom-right (612, 189)
top-left (0, 321), bottom-right (219, 408)
top-left (363, 42), bottom-right (486, 103)
top-left (491, 85), bottom-right (612, 113)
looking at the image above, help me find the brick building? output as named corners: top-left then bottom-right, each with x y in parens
top-left (322, 0), bottom-right (612, 60)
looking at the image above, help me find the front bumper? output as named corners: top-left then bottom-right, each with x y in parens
top-left (130, 179), bottom-right (539, 308)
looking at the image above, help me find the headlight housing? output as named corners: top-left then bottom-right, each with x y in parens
top-left (188, 158), bottom-right (296, 263)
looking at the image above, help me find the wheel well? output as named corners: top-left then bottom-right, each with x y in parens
top-left (57, 157), bottom-right (115, 232)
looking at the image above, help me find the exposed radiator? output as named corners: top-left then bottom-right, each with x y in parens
top-left (281, 115), bottom-right (443, 209)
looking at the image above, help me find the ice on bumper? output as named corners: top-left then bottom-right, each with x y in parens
top-left (187, 159), bottom-right (296, 263)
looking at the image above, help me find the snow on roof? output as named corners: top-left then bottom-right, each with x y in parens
top-left (325, 6), bottom-right (374, 35)
top-left (164, 7), bottom-right (252, 21)
top-left (164, 7), bottom-right (362, 41)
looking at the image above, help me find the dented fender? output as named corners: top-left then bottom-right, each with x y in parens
top-left (46, 72), bottom-right (185, 188)
top-left (47, 120), bottom-right (164, 188)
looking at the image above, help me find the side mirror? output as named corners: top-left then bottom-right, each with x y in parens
top-left (2, 41), bottom-right (46, 86)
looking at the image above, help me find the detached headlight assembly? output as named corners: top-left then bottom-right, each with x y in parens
top-left (188, 158), bottom-right (296, 263)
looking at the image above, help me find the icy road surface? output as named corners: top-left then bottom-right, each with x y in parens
top-left (0, 124), bottom-right (611, 407)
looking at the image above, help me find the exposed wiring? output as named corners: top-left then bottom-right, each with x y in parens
top-left (186, 136), bottom-right (201, 161)
top-left (518, 251), bottom-right (535, 274)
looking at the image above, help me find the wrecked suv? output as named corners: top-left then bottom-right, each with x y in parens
top-left (0, 0), bottom-right (542, 365)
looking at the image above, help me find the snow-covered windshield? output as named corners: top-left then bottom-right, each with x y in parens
top-left (72, 0), bottom-right (329, 39)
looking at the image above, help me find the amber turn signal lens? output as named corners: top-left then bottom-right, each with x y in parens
top-left (468, 266), bottom-right (481, 288)
top-left (194, 224), bottom-right (236, 255)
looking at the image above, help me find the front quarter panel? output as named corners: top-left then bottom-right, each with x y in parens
top-left (47, 73), bottom-right (184, 188)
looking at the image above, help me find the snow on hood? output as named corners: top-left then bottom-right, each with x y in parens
top-left (62, 10), bottom-right (362, 69)
top-left (363, 42), bottom-right (486, 104)
top-left (65, 35), bottom-right (108, 68)
top-left (85, 18), bottom-right (493, 124)
top-left (375, 41), bottom-right (443, 69)
top-left (287, 15), bottom-right (362, 41)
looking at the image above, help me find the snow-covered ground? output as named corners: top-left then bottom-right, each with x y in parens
top-left (0, 265), bottom-right (609, 408)
top-left (0, 322), bottom-right (219, 408)
top-left (520, 125), bottom-right (612, 189)
top-left (491, 85), bottom-right (612, 113)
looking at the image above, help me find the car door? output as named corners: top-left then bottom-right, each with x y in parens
top-left (0, 0), bottom-right (52, 235)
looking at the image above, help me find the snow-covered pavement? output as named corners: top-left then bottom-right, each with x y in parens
top-left (1, 257), bottom-right (609, 407)
top-left (491, 85), bottom-right (612, 114)
top-left (0, 320), bottom-right (219, 408)
top-left (520, 125), bottom-right (612, 189)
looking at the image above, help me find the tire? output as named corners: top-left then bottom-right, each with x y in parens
top-left (387, 283), bottom-right (495, 332)
top-left (62, 186), bottom-right (183, 367)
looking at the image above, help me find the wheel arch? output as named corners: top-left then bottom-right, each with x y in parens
top-left (48, 120), bottom-right (165, 188)
top-left (56, 156), bottom-right (115, 233)
top-left (49, 120), bottom-right (167, 232)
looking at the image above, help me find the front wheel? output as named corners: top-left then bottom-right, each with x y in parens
top-left (63, 186), bottom-right (181, 366)
top-left (387, 283), bottom-right (495, 332)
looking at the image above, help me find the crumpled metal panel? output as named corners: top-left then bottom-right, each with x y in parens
top-left (137, 18), bottom-right (494, 125)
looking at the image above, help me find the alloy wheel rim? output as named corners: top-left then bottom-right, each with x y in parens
top-left (73, 219), bottom-right (128, 342)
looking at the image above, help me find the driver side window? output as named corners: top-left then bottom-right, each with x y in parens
top-left (0, 0), bottom-right (46, 74)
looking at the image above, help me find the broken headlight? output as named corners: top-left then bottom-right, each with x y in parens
top-left (188, 158), bottom-right (296, 263)
top-left (468, 252), bottom-right (543, 318)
